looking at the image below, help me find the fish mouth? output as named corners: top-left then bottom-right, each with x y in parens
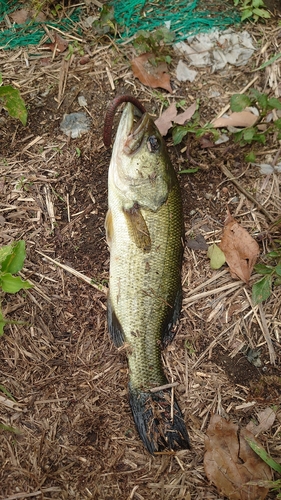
top-left (115, 102), bottom-right (149, 156)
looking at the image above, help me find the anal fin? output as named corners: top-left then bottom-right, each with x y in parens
top-left (107, 295), bottom-right (125, 347)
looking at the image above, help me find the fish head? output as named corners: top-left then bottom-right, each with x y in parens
top-left (109, 102), bottom-right (175, 211)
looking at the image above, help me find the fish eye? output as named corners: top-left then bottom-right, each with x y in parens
top-left (147, 135), bottom-right (160, 153)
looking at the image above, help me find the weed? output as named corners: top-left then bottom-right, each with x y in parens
top-left (133, 27), bottom-right (175, 55)
top-left (172, 109), bottom-right (219, 146)
top-left (0, 74), bottom-right (27, 126)
top-left (65, 40), bottom-right (84, 61)
top-left (233, 0), bottom-right (271, 22)
top-left (0, 241), bottom-right (32, 336)
top-left (245, 437), bottom-right (281, 497)
top-left (252, 245), bottom-right (281, 305)
top-left (92, 5), bottom-right (117, 36)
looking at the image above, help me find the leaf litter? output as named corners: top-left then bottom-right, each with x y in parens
top-left (131, 52), bottom-right (173, 92)
top-left (204, 414), bottom-right (272, 500)
top-left (219, 209), bottom-right (260, 283)
top-left (0, 3), bottom-right (281, 500)
top-left (154, 101), bottom-right (197, 135)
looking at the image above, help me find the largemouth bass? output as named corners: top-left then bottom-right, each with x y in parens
top-left (105, 97), bottom-right (190, 454)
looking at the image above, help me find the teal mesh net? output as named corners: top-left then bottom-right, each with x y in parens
top-left (0, 1), bottom-right (80, 49)
top-left (111, 0), bottom-right (241, 42)
top-left (0, 0), bottom-right (240, 50)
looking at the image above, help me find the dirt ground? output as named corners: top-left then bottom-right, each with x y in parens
top-left (0, 1), bottom-right (281, 500)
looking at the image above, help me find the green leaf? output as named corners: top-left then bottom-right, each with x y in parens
top-left (243, 127), bottom-right (255, 142)
top-left (255, 52), bottom-right (281, 71)
top-left (274, 276), bottom-right (281, 286)
top-left (0, 310), bottom-right (8, 336)
top-left (252, 275), bottom-right (272, 305)
top-left (267, 97), bottom-right (281, 110)
top-left (245, 151), bottom-right (256, 162)
top-left (179, 168), bottom-right (199, 174)
top-left (250, 89), bottom-right (268, 112)
top-left (252, 0), bottom-right (265, 7)
top-left (245, 437), bottom-right (281, 474)
top-left (252, 7), bottom-right (271, 18)
top-left (207, 243), bottom-right (226, 270)
top-left (274, 118), bottom-right (281, 130)
top-left (0, 384), bottom-right (16, 401)
top-left (0, 273), bottom-right (32, 293)
top-left (254, 263), bottom-right (273, 275)
top-left (0, 85), bottom-right (27, 126)
top-left (230, 94), bottom-right (251, 112)
top-left (1, 240), bottom-right (26, 274)
top-left (172, 125), bottom-right (188, 145)
top-left (241, 9), bottom-right (253, 21)
top-left (266, 250), bottom-right (281, 258)
top-left (275, 263), bottom-right (281, 276)
top-left (0, 423), bottom-right (21, 434)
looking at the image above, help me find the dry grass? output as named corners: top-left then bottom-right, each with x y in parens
top-left (0, 2), bottom-right (281, 499)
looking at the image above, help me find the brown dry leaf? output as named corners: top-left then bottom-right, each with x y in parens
top-left (246, 407), bottom-right (276, 435)
top-left (219, 211), bottom-right (260, 283)
top-left (44, 33), bottom-right (69, 55)
top-left (174, 102), bottom-right (197, 125)
top-left (131, 53), bottom-right (173, 93)
top-left (154, 103), bottom-right (177, 135)
top-left (155, 101), bottom-right (197, 136)
top-left (10, 8), bottom-right (29, 24)
top-left (204, 414), bottom-right (271, 500)
top-left (10, 8), bottom-right (46, 23)
top-left (213, 111), bottom-right (258, 128)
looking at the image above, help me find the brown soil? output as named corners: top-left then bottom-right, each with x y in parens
top-left (0, 2), bottom-right (281, 500)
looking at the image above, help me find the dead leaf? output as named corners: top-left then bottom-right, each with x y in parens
top-left (246, 407), bottom-right (276, 435)
top-left (219, 210), bottom-right (260, 283)
top-left (154, 103), bottom-right (177, 135)
top-left (10, 8), bottom-right (46, 24)
top-left (155, 101), bottom-right (197, 136)
top-left (43, 33), bottom-right (69, 55)
top-left (173, 102), bottom-right (197, 125)
top-left (213, 111), bottom-right (258, 128)
top-left (131, 53), bottom-right (173, 93)
top-left (204, 414), bottom-right (271, 500)
top-left (186, 234), bottom-right (208, 251)
top-left (10, 8), bottom-right (29, 24)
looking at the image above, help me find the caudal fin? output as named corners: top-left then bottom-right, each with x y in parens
top-left (128, 383), bottom-right (190, 454)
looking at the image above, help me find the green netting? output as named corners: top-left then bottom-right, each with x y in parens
top-left (111, 0), bottom-right (241, 42)
top-left (0, 1), bottom-right (81, 49)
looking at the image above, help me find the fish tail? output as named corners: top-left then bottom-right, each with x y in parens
top-left (128, 383), bottom-right (190, 454)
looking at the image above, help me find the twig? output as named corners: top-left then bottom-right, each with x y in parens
top-left (219, 162), bottom-right (275, 223)
top-left (258, 303), bottom-right (276, 365)
top-left (243, 288), bottom-right (276, 365)
top-left (36, 250), bottom-right (108, 296)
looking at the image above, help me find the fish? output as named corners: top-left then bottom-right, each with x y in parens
top-left (105, 97), bottom-right (190, 454)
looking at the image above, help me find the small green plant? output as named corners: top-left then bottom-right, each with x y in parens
top-left (252, 246), bottom-right (281, 305)
top-left (246, 437), bottom-right (281, 498)
top-left (233, 0), bottom-right (271, 22)
top-left (0, 241), bottom-right (32, 336)
top-left (133, 27), bottom-right (175, 64)
top-left (0, 74), bottom-right (27, 126)
top-left (230, 90), bottom-right (281, 146)
top-left (172, 110), bottom-right (220, 146)
top-left (92, 5), bottom-right (117, 36)
top-left (65, 40), bottom-right (84, 61)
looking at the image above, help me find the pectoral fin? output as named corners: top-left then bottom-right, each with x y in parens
top-left (105, 209), bottom-right (113, 247)
top-left (123, 204), bottom-right (151, 252)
